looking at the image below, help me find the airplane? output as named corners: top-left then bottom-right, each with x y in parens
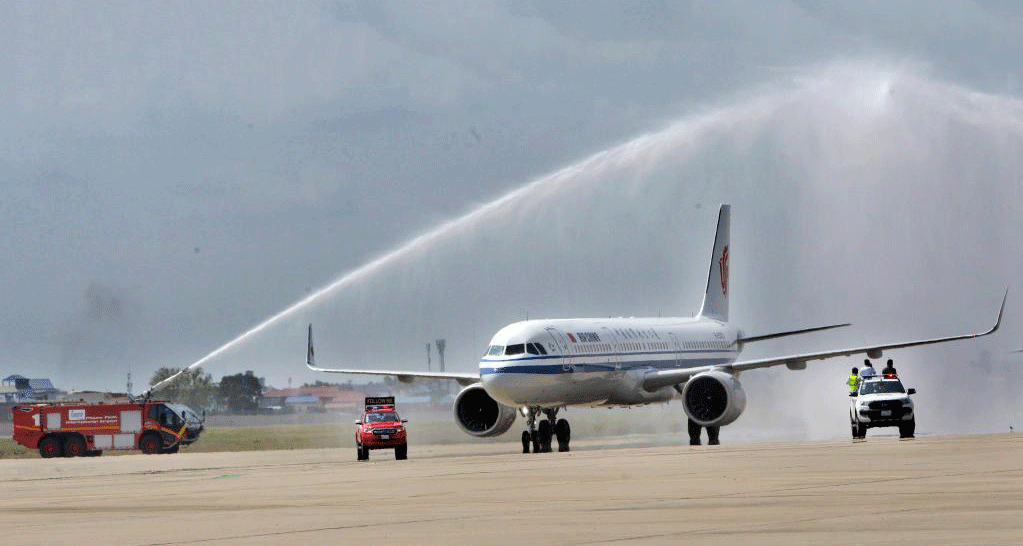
top-left (306, 204), bottom-right (1007, 453)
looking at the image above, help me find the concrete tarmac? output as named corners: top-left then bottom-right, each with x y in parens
top-left (2, 433), bottom-right (1022, 545)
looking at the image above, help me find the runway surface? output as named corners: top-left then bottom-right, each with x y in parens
top-left (3, 433), bottom-right (1022, 545)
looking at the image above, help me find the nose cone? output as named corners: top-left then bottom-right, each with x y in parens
top-left (479, 369), bottom-right (522, 406)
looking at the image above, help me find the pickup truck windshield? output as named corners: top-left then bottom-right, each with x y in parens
top-left (365, 412), bottom-right (399, 423)
top-left (860, 381), bottom-right (906, 395)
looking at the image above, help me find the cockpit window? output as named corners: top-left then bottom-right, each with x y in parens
top-left (505, 343), bottom-right (525, 355)
top-left (487, 345), bottom-right (504, 356)
top-left (527, 343), bottom-right (539, 355)
top-left (536, 344), bottom-right (548, 355)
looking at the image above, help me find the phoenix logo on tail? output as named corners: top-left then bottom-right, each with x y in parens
top-left (719, 245), bottom-right (729, 295)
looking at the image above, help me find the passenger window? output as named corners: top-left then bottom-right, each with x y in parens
top-left (505, 344), bottom-right (525, 355)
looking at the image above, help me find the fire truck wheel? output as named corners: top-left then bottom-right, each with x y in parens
top-left (85, 450), bottom-right (103, 457)
top-left (38, 436), bottom-right (63, 458)
top-left (63, 434), bottom-right (87, 458)
top-left (139, 433), bottom-right (163, 455)
top-left (162, 444), bottom-right (180, 454)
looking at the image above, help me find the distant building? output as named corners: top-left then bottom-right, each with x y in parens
top-left (2, 374), bottom-right (60, 402)
top-left (261, 386), bottom-right (367, 412)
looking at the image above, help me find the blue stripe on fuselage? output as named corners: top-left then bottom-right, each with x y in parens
top-left (479, 356), bottom-right (736, 376)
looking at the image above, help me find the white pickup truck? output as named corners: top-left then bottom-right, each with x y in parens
top-left (850, 372), bottom-right (916, 439)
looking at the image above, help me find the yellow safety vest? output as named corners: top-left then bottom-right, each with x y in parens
top-left (847, 375), bottom-right (859, 393)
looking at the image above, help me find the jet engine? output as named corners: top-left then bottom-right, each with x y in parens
top-left (681, 370), bottom-right (747, 427)
top-left (453, 384), bottom-right (517, 437)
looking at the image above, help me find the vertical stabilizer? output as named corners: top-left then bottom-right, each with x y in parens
top-left (698, 204), bottom-right (730, 322)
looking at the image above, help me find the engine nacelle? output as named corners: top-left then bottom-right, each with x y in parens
top-left (681, 370), bottom-right (747, 427)
top-left (453, 384), bottom-right (517, 437)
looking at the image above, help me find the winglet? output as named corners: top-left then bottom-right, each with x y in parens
top-left (983, 287), bottom-right (1008, 337)
top-left (307, 324), bottom-right (316, 368)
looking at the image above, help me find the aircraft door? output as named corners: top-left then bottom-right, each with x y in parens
top-left (668, 332), bottom-right (683, 368)
top-left (544, 327), bottom-right (572, 372)
top-left (601, 327), bottom-right (622, 371)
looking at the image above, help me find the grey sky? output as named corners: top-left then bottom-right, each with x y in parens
top-left (3, 1), bottom-right (1022, 439)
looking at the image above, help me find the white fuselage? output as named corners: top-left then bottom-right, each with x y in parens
top-left (479, 317), bottom-right (740, 407)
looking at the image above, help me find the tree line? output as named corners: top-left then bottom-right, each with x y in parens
top-left (148, 368), bottom-right (262, 414)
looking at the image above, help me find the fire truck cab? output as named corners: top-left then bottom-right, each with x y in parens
top-left (12, 400), bottom-right (204, 458)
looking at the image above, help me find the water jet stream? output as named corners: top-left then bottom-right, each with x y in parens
top-left (148, 63), bottom-right (1023, 395)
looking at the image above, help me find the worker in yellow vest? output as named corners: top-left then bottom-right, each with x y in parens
top-left (847, 366), bottom-right (859, 396)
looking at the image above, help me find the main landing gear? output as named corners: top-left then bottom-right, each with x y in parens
top-left (520, 407), bottom-right (571, 454)
top-left (687, 418), bottom-right (720, 446)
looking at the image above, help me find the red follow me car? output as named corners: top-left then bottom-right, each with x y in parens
top-left (355, 397), bottom-right (408, 461)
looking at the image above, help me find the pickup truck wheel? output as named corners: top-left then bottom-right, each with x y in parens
top-left (899, 420), bottom-right (915, 439)
top-left (139, 433), bottom-right (163, 454)
top-left (39, 436), bottom-right (63, 458)
top-left (855, 423), bottom-right (867, 439)
top-left (357, 445), bottom-right (368, 461)
top-left (850, 423), bottom-right (858, 440)
top-left (395, 444), bottom-right (407, 460)
top-left (63, 434), bottom-right (87, 457)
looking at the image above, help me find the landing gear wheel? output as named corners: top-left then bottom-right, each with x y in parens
top-left (357, 445), bottom-right (368, 461)
top-left (899, 420), bottom-right (915, 439)
top-left (63, 434), bottom-right (86, 457)
top-left (706, 426), bottom-right (720, 446)
top-left (39, 436), bottom-right (62, 458)
top-left (687, 418), bottom-right (702, 446)
top-left (855, 423), bottom-right (867, 439)
top-left (537, 420), bottom-right (553, 453)
top-left (139, 433), bottom-right (163, 454)
top-left (521, 431), bottom-right (532, 454)
top-left (395, 444), bottom-right (408, 460)
top-left (555, 419), bottom-right (571, 452)
top-left (530, 431), bottom-right (540, 454)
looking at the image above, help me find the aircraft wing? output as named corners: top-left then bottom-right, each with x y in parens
top-left (643, 289), bottom-right (1007, 391)
top-left (306, 363), bottom-right (479, 386)
top-left (305, 324), bottom-right (479, 386)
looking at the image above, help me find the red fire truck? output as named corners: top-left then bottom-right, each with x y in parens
top-left (12, 400), bottom-right (205, 458)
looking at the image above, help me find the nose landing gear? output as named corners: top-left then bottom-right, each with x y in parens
top-left (520, 407), bottom-right (571, 454)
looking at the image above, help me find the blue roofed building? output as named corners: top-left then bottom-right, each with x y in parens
top-left (2, 374), bottom-right (61, 402)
